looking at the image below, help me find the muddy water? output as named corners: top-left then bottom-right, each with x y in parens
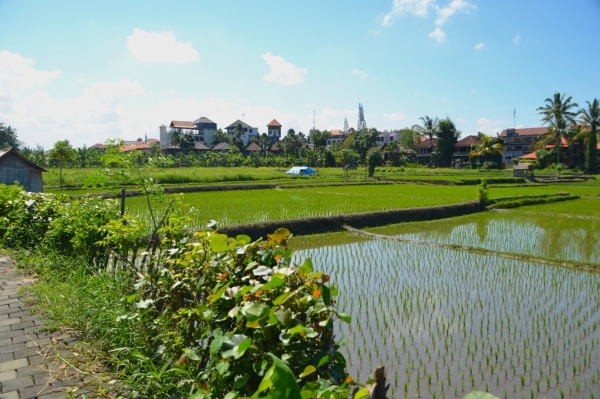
top-left (294, 239), bottom-right (600, 398)
top-left (371, 212), bottom-right (600, 264)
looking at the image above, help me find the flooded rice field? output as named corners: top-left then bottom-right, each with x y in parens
top-left (293, 213), bottom-right (600, 398)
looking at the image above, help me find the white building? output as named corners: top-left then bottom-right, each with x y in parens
top-left (226, 120), bottom-right (258, 145)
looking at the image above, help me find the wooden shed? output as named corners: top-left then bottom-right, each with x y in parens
top-left (512, 163), bottom-right (531, 177)
top-left (0, 147), bottom-right (48, 192)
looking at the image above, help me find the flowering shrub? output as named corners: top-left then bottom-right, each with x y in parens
top-left (124, 228), bottom-right (353, 398)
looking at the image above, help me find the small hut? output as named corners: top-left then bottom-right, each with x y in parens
top-left (245, 142), bottom-right (262, 153)
top-left (0, 147), bottom-right (48, 192)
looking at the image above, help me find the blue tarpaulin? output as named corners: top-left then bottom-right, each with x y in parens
top-left (285, 166), bottom-right (318, 176)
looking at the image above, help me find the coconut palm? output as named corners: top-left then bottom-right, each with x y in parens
top-left (578, 99), bottom-right (599, 174)
top-left (470, 134), bottom-right (503, 165)
top-left (412, 116), bottom-right (439, 166)
top-left (537, 92), bottom-right (579, 165)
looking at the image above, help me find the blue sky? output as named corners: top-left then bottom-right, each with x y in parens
top-left (1, 0), bottom-right (599, 149)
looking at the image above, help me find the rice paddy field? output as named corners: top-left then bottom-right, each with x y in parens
top-left (289, 196), bottom-right (600, 399)
top-left (125, 183), bottom-right (478, 227)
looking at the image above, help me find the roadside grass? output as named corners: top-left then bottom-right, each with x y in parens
top-left (15, 249), bottom-right (136, 396)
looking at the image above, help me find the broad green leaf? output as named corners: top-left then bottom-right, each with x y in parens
top-left (353, 388), bottom-right (369, 399)
top-left (210, 335), bottom-right (227, 354)
top-left (266, 353), bottom-right (301, 399)
top-left (297, 258), bottom-right (313, 275)
top-left (338, 312), bottom-right (351, 323)
top-left (210, 233), bottom-right (229, 252)
top-left (462, 392), bottom-right (500, 399)
top-left (317, 354), bottom-right (333, 368)
top-left (270, 228), bottom-right (291, 243)
top-left (275, 309), bottom-right (292, 327)
top-left (210, 282), bottom-right (231, 303)
top-left (238, 337), bottom-right (252, 354)
top-left (263, 276), bottom-right (285, 290)
top-left (244, 303), bottom-right (270, 323)
top-left (233, 374), bottom-right (250, 390)
top-left (236, 234), bottom-right (251, 245)
top-left (273, 292), bottom-right (290, 305)
top-left (216, 361), bottom-right (229, 375)
top-left (299, 365), bottom-right (316, 378)
top-left (251, 367), bottom-right (274, 399)
top-left (184, 348), bottom-right (201, 361)
top-left (224, 392), bottom-right (237, 399)
top-left (288, 325), bottom-right (304, 335)
top-left (225, 334), bottom-right (248, 348)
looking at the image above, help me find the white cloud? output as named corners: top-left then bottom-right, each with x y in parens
top-left (477, 117), bottom-right (509, 135)
top-left (261, 52), bottom-right (307, 86)
top-left (0, 51), bottom-right (61, 104)
top-left (434, 0), bottom-right (475, 26)
top-left (474, 42), bottom-right (485, 51)
top-left (350, 68), bottom-right (368, 79)
top-left (127, 28), bottom-right (199, 63)
top-left (440, 97), bottom-right (449, 102)
top-left (429, 27), bottom-right (446, 42)
top-left (514, 33), bottom-right (521, 46)
top-left (382, 0), bottom-right (433, 26)
top-left (383, 112), bottom-right (408, 121)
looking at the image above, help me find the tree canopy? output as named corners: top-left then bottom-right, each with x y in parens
top-left (0, 123), bottom-right (19, 148)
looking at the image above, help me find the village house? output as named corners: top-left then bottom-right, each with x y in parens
top-left (225, 120), bottom-right (258, 145)
top-left (266, 119), bottom-right (282, 144)
top-left (452, 135), bottom-right (482, 167)
top-left (499, 127), bottom-right (547, 165)
top-left (159, 116), bottom-right (218, 151)
top-left (0, 147), bottom-right (47, 192)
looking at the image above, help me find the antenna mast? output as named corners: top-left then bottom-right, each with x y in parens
top-left (513, 108), bottom-right (516, 129)
top-left (313, 110), bottom-right (315, 131)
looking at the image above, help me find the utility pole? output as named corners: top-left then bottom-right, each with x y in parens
top-left (513, 108), bottom-right (516, 128)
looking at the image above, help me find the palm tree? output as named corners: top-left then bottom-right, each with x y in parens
top-left (578, 99), bottom-right (599, 174)
top-left (412, 116), bottom-right (439, 166)
top-left (537, 92), bottom-right (579, 165)
top-left (470, 135), bottom-right (503, 166)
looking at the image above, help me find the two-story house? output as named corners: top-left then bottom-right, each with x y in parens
top-left (226, 120), bottom-right (258, 145)
top-left (499, 127), bottom-right (547, 165)
top-left (159, 117), bottom-right (217, 151)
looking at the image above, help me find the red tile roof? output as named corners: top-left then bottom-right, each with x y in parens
top-left (519, 152), bottom-right (537, 159)
top-left (499, 127), bottom-right (548, 137)
top-left (267, 119), bottom-right (282, 127)
top-left (89, 143), bottom-right (106, 149)
top-left (455, 135), bottom-right (482, 147)
top-left (329, 130), bottom-right (346, 136)
top-left (413, 138), bottom-right (438, 148)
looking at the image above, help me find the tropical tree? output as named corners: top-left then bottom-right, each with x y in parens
top-left (412, 116), bottom-right (439, 165)
top-left (436, 118), bottom-right (460, 167)
top-left (352, 128), bottom-right (379, 163)
top-left (367, 148), bottom-right (383, 177)
top-left (470, 134), bottom-right (503, 167)
top-left (399, 128), bottom-right (420, 149)
top-left (343, 118), bottom-right (349, 134)
top-left (357, 103), bottom-right (367, 131)
top-left (0, 123), bottom-right (19, 148)
top-left (308, 129), bottom-right (332, 149)
top-left (334, 148), bottom-right (359, 179)
top-left (49, 140), bottom-right (76, 190)
top-left (212, 129), bottom-right (230, 145)
top-left (578, 98), bottom-right (599, 174)
top-left (537, 92), bottom-right (579, 165)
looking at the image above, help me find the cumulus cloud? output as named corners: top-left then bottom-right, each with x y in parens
top-left (383, 112), bottom-right (408, 121)
top-left (514, 33), bottom-right (521, 46)
top-left (434, 0), bottom-right (475, 26)
top-left (0, 51), bottom-right (61, 105)
top-left (382, 0), bottom-right (475, 42)
top-left (127, 28), bottom-right (199, 63)
top-left (261, 52), bottom-right (307, 86)
top-left (429, 27), bottom-right (446, 42)
top-left (349, 68), bottom-right (368, 79)
top-left (382, 0), bottom-right (433, 26)
top-left (477, 117), bottom-right (510, 135)
top-left (474, 42), bottom-right (485, 50)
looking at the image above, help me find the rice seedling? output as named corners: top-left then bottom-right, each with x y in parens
top-left (293, 220), bottom-right (600, 398)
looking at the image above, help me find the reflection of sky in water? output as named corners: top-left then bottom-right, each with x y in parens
top-left (393, 218), bottom-right (600, 263)
top-left (292, 239), bottom-right (600, 398)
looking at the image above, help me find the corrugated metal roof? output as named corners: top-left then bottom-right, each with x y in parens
top-left (0, 147), bottom-right (48, 172)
